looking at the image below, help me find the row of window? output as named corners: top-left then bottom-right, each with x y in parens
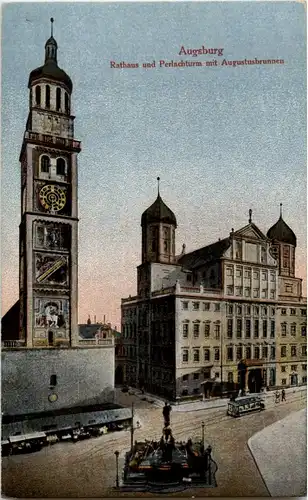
top-left (281, 377), bottom-right (306, 385)
top-left (281, 345), bottom-right (306, 357)
top-left (182, 371), bottom-right (235, 383)
top-left (226, 287), bottom-right (276, 299)
top-left (40, 155), bottom-right (66, 176)
top-left (34, 85), bottom-right (70, 113)
top-left (181, 344), bottom-right (276, 363)
top-left (182, 302), bottom-right (275, 316)
top-left (281, 364), bottom-right (307, 372)
top-left (281, 324), bottom-right (306, 337)
top-left (226, 267), bottom-right (276, 281)
top-left (281, 308), bottom-right (306, 316)
top-left (182, 319), bottom-right (276, 339)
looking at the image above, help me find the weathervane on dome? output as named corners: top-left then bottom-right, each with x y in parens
top-left (280, 203), bottom-right (283, 217)
top-left (249, 209), bottom-right (252, 224)
top-left (157, 176), bottom-right (160, 196)
top-left (50, 17), bottom-right (54, 37)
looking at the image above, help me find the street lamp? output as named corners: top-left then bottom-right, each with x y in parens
top-left (114, 450), bottom-right (119, 488)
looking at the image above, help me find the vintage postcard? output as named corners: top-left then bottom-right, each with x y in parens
top-left (1, 1), bottom-right (307, 497)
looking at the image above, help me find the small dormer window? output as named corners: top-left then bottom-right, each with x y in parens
top-left (56, 158), bottom-right (66, 176)
top-left (45, 85), bottom-right (50, 108)
top-left (35, 85), bottom-right (41, 106)
top-left (41, 155), bottom-right (50, 173)
top-left (56, 88), bottom-right (61, 111)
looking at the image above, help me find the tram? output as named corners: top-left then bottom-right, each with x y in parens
top-left (227, 395), bottom-right (265, 417)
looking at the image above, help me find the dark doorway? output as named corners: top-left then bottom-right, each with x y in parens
top-left (290, 374), bottom-right (298, 386)
top-left (115, 365), bottom-right (124, 385)
top-left (48, 330), bottom-right (54, 346)
top-left (248, 369), bottom-right (263, 393)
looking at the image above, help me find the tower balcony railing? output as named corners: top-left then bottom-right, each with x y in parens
top-left (78, 337), bottom-right (114, 346)
top-left (24, 131), bottom-right (81, 151)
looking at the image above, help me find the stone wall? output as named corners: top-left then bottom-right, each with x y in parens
top-left (2, 346), bottom-right (115, 415)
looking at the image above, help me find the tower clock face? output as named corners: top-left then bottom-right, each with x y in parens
top-left (39, 184), bottom-right (66, 212)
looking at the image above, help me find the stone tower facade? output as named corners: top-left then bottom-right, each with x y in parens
top-left (19, 20), bottom-right (81, 347)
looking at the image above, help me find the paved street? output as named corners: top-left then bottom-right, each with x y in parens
top-left (2, 391), bottom-right (306, 498)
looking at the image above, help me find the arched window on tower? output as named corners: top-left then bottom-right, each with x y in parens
top-left (35, 85), bottom-right (41, 106)
top-left (56, 88), bottom-right (61, 111)
top-left (56, 158), bottom-right (66, 176)
top-left (40, 155), bottom-right (50, 173)
top-left (65, 92), bottom-right (70, 114)
top-left (45, 85), bottom-right (50, 108)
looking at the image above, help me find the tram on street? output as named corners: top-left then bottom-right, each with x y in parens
top-left (227, 395), bottom-right (265, 418)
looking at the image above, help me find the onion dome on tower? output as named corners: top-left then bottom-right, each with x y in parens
top-left (141, 178), bottom-right (177, 227)
top-left (267, 204), bottom-right (296, 247)
top-left (28, 18), bottom-right (73, 93)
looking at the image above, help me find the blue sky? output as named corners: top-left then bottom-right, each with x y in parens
top-left (2, 2), bottom-right (306, 326)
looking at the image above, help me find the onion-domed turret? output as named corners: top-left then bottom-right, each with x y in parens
top-left (141, 179), bottom-right (177, 227)
top-left (28, 18), bottom-right (73, 93)
top-left (267, 204), bottom-right (296, 247)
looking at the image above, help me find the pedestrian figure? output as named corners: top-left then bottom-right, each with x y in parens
top-left (275, 390), bottom-right (280, 403)
top-left (281, 389), bottom-right (286, 402)
top-left (162, 401), bottom-right (172, 427)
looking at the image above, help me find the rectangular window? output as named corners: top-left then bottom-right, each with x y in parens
top-left (182, 301), bottom-right (188, 310)
top-left (262, 346), bottom-right (268, 359)
top-left (237, 306), bottom-right (242, 315)
top-left (291, 325), bottom-right (296, 336)
top-left (281, 323), bottom-right (287, 336)
top-left (227, 319), bottom-right (233, 338)
top-left (245, 319), bottom-right (251, 338)
top-left (291, 365), bottom-right (297, 371)
top-left (182, 324), bottom-right (189, 338)
top-left (254, 319), bottom-right (259, 338)
top-left (254, 346), bottom-right (260, 359)
top-left (282, 378), bottom-right (286, 385)
top-left (204, 349), bottom-right (210, 362)
top-left (271, 308), bottom-right (275, 316)
top-left (214, 324), bottom-right (220, 339)
top-left (226, 267), bottom-right (233, 276)
top-left (302, 345), bottom-right (307, 356)
top-left (270, 290), bottom-right (275, 299)
top-left (236, 346), bottom-right (243, 360)
top-left (193, 349), bottom-right (200, 362)
top-left (235, 287), bottom-right (242, 296)
top-left (291, 346), bottom-right (297, 357)
top-left (244, 269), bottom-right (251, 278)
top-left (193, 373), bottom-right (199, 380)
top-left (302, 364), bottom-right (307, 371)
top-left (236, 268), bottom-right (242, 277)
top-left (237, 319), bottom-right (242, 338)
top-left (182, 374), bottom-right (189, 381)
top-left (301, 309), bottom-right (307, 316)
top-left (270, 346), bottom-right (275, 359)
top-left (204, 303), bottom-right (210, 311)
top-left (214, 348), bottom-right (220, 361)
top-left (227, 347), bottom-right (233, 361)
top-left (253, 270), bottom-right (259, 280)
top-left (254, 306), bottom-right (260, 315)
top-left (204, 324), bottom-right (210, 337)
top-left (253, 288), bottom-right (259, 298)
top-left (246, 305), bottom-right (251, 315)
top-left (263, 320), bottom-right (267, 338)
top-left (262, 307), bottom-right (268, 316)
top-left (182, 350), bottom-right (188, 362)
top-left (193, 323), bottom-right (200, 338)
top-left (215, 303), bottom-right (220, 311)
top-left (281, 308), bottom-right (287, 315)
top-left (270, 272), bottom-right (275, 282)
top-left (270, 321), bottom-right (275, 338)
top-left (281, 366), bottom-right (286, 372)
top-left (246, 346), bottom-right (251, 359)
top-left (193, 302), bottom-right (200, 310)
top-left (301, 326), bottom-right (307, 337)
top-left (303, 376), bottom-right (307, 383)
top-left (281, 346), bottom-right (287, 357)
top-left (290, 308), bottom-right (296, 316)
top-left (261, 289), bottom-right (268, 299)
top-left (245, 288), bottom-right (251, 297)
top-left (227, 285), bottom-right (233, 295)
top-left (262, 271), bottom-right (268, 281)
top-left (228, 304), bottom-right (233, 315)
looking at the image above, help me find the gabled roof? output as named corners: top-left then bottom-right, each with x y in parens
top-left (233, 223), bottom-right (268, 240)
top-left (178, 237), bottom-right (231, 270)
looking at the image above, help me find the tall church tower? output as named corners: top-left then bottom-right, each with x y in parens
top-left (19, 19), bottom-right (81, 347)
